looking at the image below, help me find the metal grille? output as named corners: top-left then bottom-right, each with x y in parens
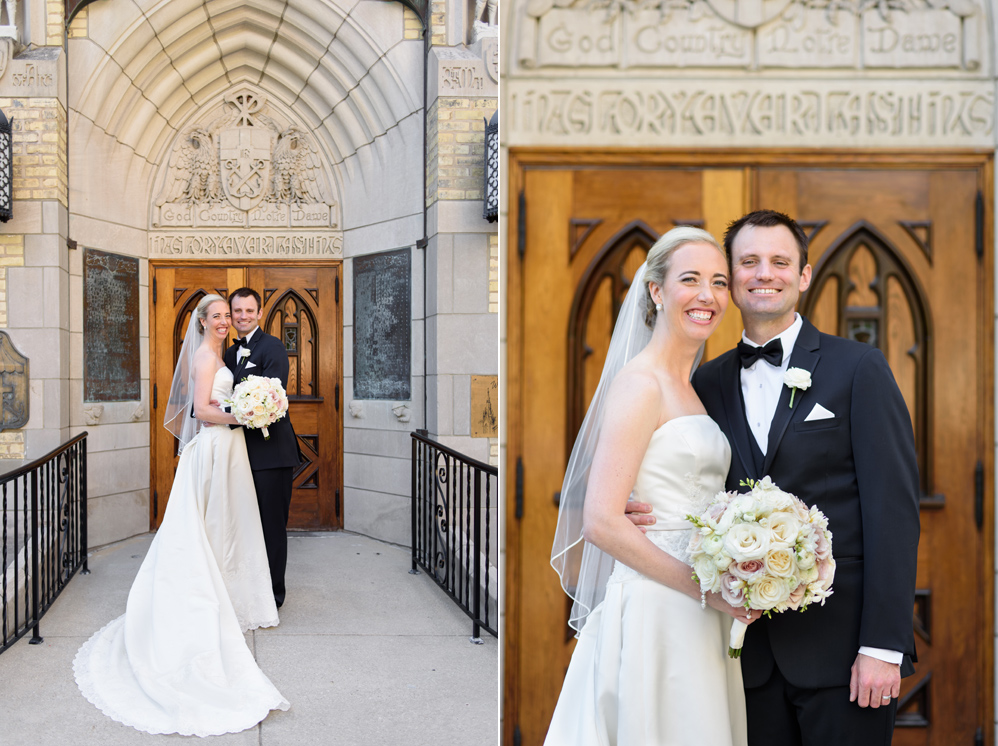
top-left (410, 431), bottom-right (498, 641)
top-left (0, 109), bottom-right (11, 223)
top-left (1, 433), bottom-right (89, 656)
top-left (483, 111), bottom-right (498, 223)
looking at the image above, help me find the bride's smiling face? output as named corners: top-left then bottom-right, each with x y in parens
top-left (202, 300), bottom-right (231, 340)
top-left (650, 242), bottom-right (729, 340)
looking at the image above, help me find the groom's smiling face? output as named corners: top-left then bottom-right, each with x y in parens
top-left (730, 223), bottom-right (811, 326)
top-left (230, 295), bottom-right (263, 337)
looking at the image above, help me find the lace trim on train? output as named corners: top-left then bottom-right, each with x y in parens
top-left (607, 528), bottom-right (696, 585)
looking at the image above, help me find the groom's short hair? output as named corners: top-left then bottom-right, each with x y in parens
top-left (229, 287), bottom-right (262, 311)
top-left (724, 209), bottom-right (809, 272)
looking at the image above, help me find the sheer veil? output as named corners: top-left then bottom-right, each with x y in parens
top-left (163, 312), bottom-right (203, 454)
top-left (550, 261), bottom-right (703, 633)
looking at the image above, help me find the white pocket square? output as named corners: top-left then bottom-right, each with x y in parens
top-left (804, 403), bottom-right (834, 421)
top-left (244, 360), bottom-right (257, 370)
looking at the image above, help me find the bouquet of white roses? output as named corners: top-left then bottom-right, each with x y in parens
top-left (226, 375), bottom-right (289, 440)
top-left (686, 476), bottom-right (835, 658)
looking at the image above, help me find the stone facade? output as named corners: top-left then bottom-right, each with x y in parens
top-left (0, 0), bottom-right (497, 553)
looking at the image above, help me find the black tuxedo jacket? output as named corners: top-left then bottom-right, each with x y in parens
top-left (692, 317), bottom-right (919, 690)
top-left (224, 329), bottom-right (301, 471)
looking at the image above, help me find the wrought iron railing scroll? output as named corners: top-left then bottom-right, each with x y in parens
top-left (1, 433), bottom-right (88, 656)
top-left (411, 430), bottom-right (498, 641)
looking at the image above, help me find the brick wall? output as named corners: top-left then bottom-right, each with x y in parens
top-left (404, 7), bottom-right (422, 40)
top-left (68, 7), bottom-right (88, 38)
top-left (430, 0), bottom-right (446, 46)
top-left (46, 0), bottom-right (64, 45)
top-left (2, 97), bottom-right (68, 205)
top-left (426, 97), bottom-right (491, 206)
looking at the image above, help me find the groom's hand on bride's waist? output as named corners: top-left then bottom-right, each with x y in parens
top-left (624, 500), bottom-right (655, 533)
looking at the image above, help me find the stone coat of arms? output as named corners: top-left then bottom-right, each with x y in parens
top-left (153, 89), bottom-right (338, 228)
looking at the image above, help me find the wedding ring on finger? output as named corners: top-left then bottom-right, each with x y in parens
top-left (881, 696), bottom-right (891, 701)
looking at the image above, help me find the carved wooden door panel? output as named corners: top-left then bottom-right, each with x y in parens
top-left (505, 159), bottom-right (750, 745)
top-left (759, 163), bottom-right (992, 746)
top-left (506, 153), bottom-right (993, 746)
top-left (150, 262), bottom-right (343, 531)
top-left (247, 265), bottom-right (343, 530)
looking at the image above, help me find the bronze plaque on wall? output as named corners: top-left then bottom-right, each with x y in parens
top-left (353, 248), bottom-right (411, 400)
top-left (84, 248), bottom-right (141, 402)
top-left (471, 375), bottom-right (497, 438)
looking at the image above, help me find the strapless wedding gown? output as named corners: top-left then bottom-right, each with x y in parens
top-left (546, 415), bottom-right (747, 746)
top-left (74, 367), bottom-right (290, 737)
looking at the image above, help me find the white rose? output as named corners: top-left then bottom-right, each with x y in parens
top-left (795, 549), bottom-right (816, 570)
top-left (752, 576), bottom-right (793, 610)
top-left (767, 512), bottom-right (801, 549)
top-left (723, 523), bottom-right (771, 562)
top-left (713, 553), bottom-right (733, 571)
top-left (764, 547), bottom-right (795, 578)
top-left (694, 554), bottom-right (720, 593)
top-left (755, 476), bottom-right (778, 492)
top-left (702, 533), bottom-right (724, 557)
top-left (784, 367), bottom-right (812, 390)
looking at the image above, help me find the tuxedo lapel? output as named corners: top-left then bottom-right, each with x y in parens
top-left (762, 318), bottom-right (821, 475)
top-left (233, 330), bottom-right (262, 381)
top-left (718, 352), bottom-right (756, 478)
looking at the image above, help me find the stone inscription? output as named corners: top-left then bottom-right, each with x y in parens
top-left (518, 3), bottom-right (979, 71)
top-left (353, 249), bottom-right (411, 401)
top-left (11, 63), bottom-right (53, 87)
top-left (442, 64), bottom-right (484, 92)
top-left (506, 83), bottom-right (994, 146)
top-left (83, 249), bottom-right (141, 403)
top-left (149, 232), bottom-right (344, 257)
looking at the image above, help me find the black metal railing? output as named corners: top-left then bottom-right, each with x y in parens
top-left (1, 433), bottom-right (88, 655)
top-left (411, 430), bottom-right (498, 641)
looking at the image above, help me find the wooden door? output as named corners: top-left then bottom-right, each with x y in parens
top-left (504, 152), bottom-right (994, 746)
top-left (150, 261), bottom-right (343, 531)
top-left (248, 265), bottom-right (343, 529)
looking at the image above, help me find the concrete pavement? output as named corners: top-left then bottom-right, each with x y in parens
top-left (0, 531), bottom-right (498, 746)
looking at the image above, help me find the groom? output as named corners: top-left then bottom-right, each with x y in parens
top-left (629, 210), bottom-right (920, 744)
top-left (224, 287), bottom-right (301, 608)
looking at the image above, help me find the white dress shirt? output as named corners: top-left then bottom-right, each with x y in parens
top-left (236, 326), bottom-right (260, 362)
top-left (739, 313), bottom-right (902, 667)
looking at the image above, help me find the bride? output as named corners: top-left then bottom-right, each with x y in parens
top-left (547, 227), bottom-right (758, 745)
top-left (74, 294), bottom-right (290, 737)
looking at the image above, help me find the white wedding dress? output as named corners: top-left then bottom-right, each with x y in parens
top-left (74, 367), bottom-right (290, 737)
top-left (546, 415), bottom-right (747, 746)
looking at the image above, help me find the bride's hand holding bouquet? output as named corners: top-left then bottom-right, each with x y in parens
top-left (686, 476), bottom-right (836, 657)
top-left (226, 375), bottom-right (289, 439)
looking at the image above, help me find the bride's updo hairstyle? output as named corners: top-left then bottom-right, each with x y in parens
top-left (643, 226), bottom-right (724, 328)
top-left (194, 294), bottom-right (227, 335)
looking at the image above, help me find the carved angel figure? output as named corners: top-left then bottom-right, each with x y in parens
top-left (268, 128), bottom-right (325, 205)
top-left (156, 127), bottom-right (221, 205)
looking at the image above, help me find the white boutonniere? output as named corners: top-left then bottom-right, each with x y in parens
top-left (237, 347), bottom-right (251, 362)
top-left (784, 367), bottom-right (812, 408)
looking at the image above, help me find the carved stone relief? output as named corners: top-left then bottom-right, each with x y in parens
top-left (152, 88), bottom-right (339, 230)
top-left (516, 0), bottom-right (983, 71)
top-left (149, 86), bottom-right (344, 258)
top-left (0, 330), bottom-right (28, 432)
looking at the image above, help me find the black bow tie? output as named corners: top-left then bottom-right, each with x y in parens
top-left (737, 338), bottom-right (783, 369)
top-left (234, 337), bottom-right (250, 348)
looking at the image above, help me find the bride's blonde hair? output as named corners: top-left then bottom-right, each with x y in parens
top-left (195, 294), bottom-right (227, 335)
top-left (643, 226), bottom-right (724, 328)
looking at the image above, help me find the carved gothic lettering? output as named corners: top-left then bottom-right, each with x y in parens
top-left (149, 232), bottom-right (344, 258)
top-left (505, 81), bottom-right (994, 147)
top-left (516, 0), bottom-right (976, 72)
